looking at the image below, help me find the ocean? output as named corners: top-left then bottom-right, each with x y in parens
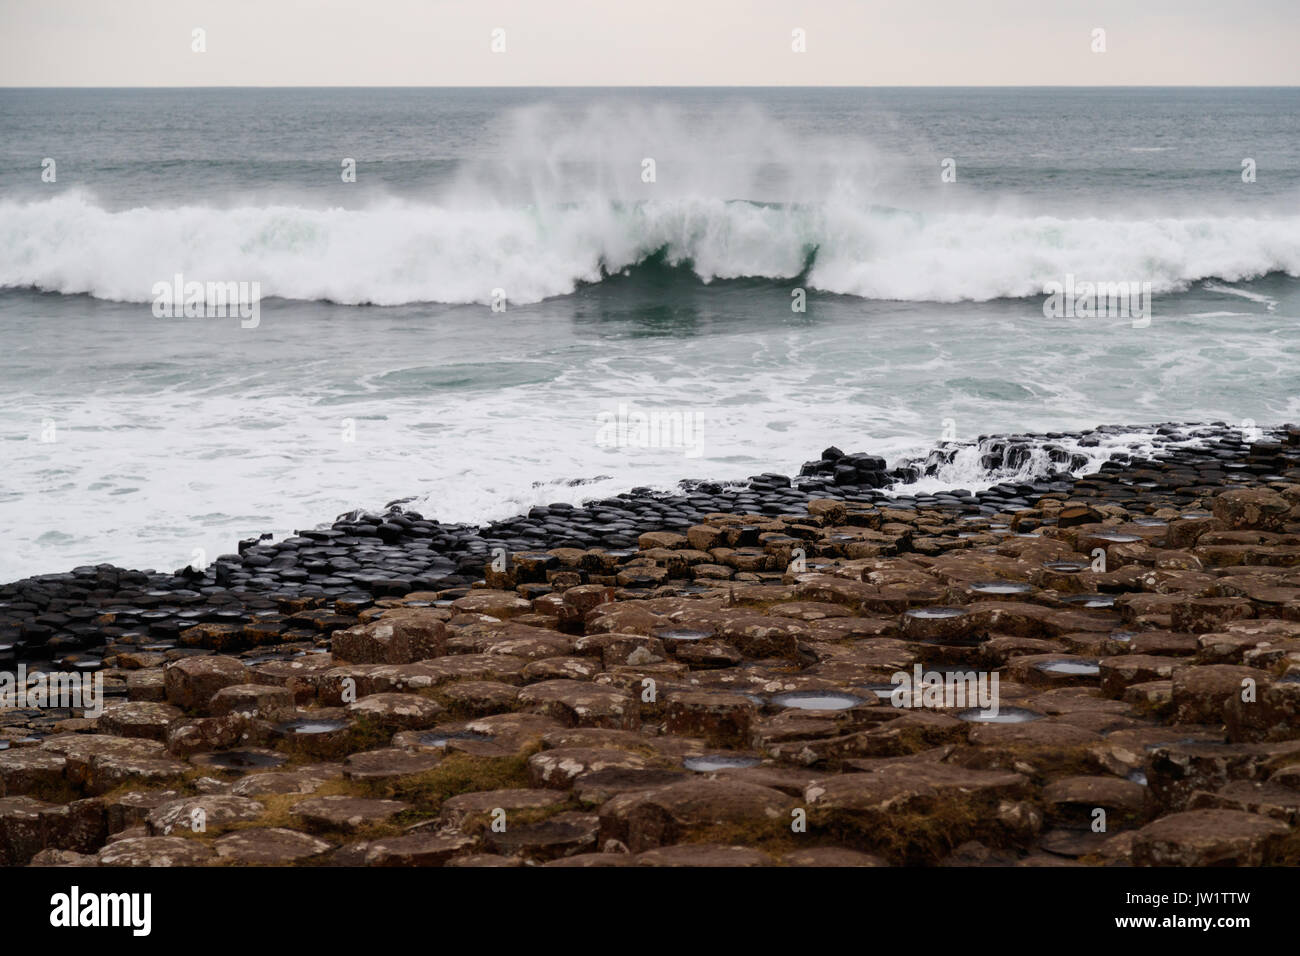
top-left (1, 86), bottom-right (1298, 581)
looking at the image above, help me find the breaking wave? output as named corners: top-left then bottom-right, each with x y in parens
top-left (4, 191), bottom-right (1299, 307)
top-left (4, 102), bottom-right (1299, 307)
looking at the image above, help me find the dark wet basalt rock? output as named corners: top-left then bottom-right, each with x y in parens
top-left (2, 421), bottom-right (1299, 866)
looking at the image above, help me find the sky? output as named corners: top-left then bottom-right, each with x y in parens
top-left (2, 0), bottom-right (1299, 87)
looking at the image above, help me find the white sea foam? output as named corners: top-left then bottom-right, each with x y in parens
top-left (1202, 281), bottom-right (1280, 311)
top-left (4, 190), bottom-right (1300, 306)
top-left (890, 430), bottom-right (1205, 498)
top-left (5, 103), bottom-right (1299, 307)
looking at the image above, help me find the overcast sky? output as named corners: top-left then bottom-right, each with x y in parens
top-left (2, 0), bottom-right (1298, 87)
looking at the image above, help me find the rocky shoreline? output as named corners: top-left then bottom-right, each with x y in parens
top-left (2, 421), bottom-right (1300, 867)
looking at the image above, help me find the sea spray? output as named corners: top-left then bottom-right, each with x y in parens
top-left (3, 191), bottom-right (1298, 307)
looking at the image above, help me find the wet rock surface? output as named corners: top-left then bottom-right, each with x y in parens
top-left (5, 422), bottom-right (1300, 866)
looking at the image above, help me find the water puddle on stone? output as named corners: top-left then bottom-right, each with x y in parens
top-left (1127, 770), bottom-right (1149, 786)
top-left (1091, 532), bottom-right (1143, 543)
top-left (1042, 561), bottom-right (1089, 573)
top-left (904, 607), bottom-right (968, 620)
top-left (618, 576), bottom-right (659, 589)
top-left (1061, 594), bottom-right (1115, 609)
top-left (956, 706), bottom-right (1044, 723)
top-left (684, 754), bottom-right (761, 772)
top-left (417, 730), bottom-right (495, 748)
top-left (274, 718), bottom-right (348, 735)
top-left (241, 654), bottom-right (291, 666)
top-left (1036, 660), bottom-right (1101, 677)
top-left (654, 628), bottom-right (712, 642)
top-left (769, 691), bottom-right (864, 710)
top-left (971, 581), bottom-right (1034, 596)
top-left (202, 750), bottom-right (287, 770)
top-left (1132, 518), bottom-right (1169, 528)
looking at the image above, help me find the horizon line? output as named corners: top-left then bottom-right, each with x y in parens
top-left (4, 83), bottom-right (1300, 90)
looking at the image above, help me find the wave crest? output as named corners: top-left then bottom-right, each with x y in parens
top-left (3, 190), bottom-right (1299, 306)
